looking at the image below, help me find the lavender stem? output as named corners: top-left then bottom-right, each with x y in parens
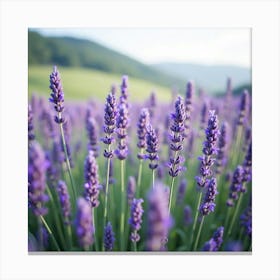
top-left (136, 148), bottom-right (144, 196)
top-left (120, 160), bottom-right (126, 250)
top-left (39, 215), bottom-right (60, 251)
top-left (193, 216), bottom-right (205, 251)
top-left (92, 208), bottom-right (99, 251)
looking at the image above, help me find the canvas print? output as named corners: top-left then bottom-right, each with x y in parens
top-left (28, 28), bottom-right (252, 252)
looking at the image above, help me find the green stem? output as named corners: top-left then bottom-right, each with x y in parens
top-left (228, 193), bottom-right (243, 238)
top-left (120, 160), bottom-right (126, 251)
top-left (190, 191), bottom-right (203, 248)
top-left (168, 177), bottom-right (176, 214)
top-left (93, 208), bottom-right (99, 251)
top-left (58, 117), bottom-right (77, 200)
top-left (39, 215), bottom-right (60, 251)
top-left (193, 216), bottom-right (205, 251)
top-left (133, 240), bottom-right (137, 252)
top-left (152, 169), bottom-right (155, 189)
top-left (67, 225), bottom-right (72, 249)
top-left (136, 148), bottom-right (144, 197)
top-left (103, 145), bottom-right (112, 250)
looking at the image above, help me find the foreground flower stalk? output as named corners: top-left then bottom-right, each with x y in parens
top-left (49, 66), bottom-right (77, 200)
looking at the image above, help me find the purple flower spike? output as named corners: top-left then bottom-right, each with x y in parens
top-left (240, 204), bottom-right (252, 238)
top-left (183, 205), bottom-right (193, 226)
top-left (238, 90), bottom-right (249, 126)
top-left (28, 105), bottom-right (35, 141)
top-left (225, 241), bottom-right (243, 251)
top-left (184, 81), bottom-right (194, 137)
top-left (120, 75), bottom-right (129, 106)
top-left (137, 108), bottom-right (150, 159)
top-left (75, 197), bottom-right (94, 250)
top-left (102, 92), bottom-right (117, 158)
top-left (242, 142), bottom-right (252, 184)
top-left (168, 95), bottom-right (186, 177)
top-left (177, 178), bottom-right (187, 204)
top-left (127, 176), bottom-right (136, 205)
top-left (226, 165), bottom-right (244, 207)
top-left (129, 198), bottom-right (144, 243)
top-left (28, 142), bottom-right (49, 216)
top-left (216, 122), bottom-right (228, 174)
top-left (200, 102), bottom-right (208, 132)
top-left (104, 222), bottom-right (115, 251)
top-left (202, 226), bottom-right (224, 251)
top-left (199, 178), bottom-right (218, 216)
top-left (84, 150), bottom-right (100, 208)
top-left (57, 180), bottom-right (71, 225)
top-left (49, 66), bottom-right (65, 124)
top-left (145, 124), bottom-right (159, 170)
top-left (196, 110), bottom-right (219, 189)
top-left (86, 109), bottom-right (99, 157)
top-left (146, 183), bottom-right (172, 251)
top-left (149, 91), bottom-right (157, 119)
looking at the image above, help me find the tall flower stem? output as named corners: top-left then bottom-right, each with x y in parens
top-left (193, 216), bottom-right (205, 251)
top-left (58, 116), bottom-right (76, 200)
top-left (103, 145), bottom-right (112, 237)
top-left (39, 215), bottom-right (60, 251)
top-left (227, 193), bottom-right (244, 238)
top-left (120, 160), bottom-right (126, 250)
top-left (190, 191), bottom-right (203, 248)
top-left (136, 148), bottom-right (144, 196)
top-left (168, 150), bottom-right (179, 214)
top-left (93, 209), bottom-right (99, 251)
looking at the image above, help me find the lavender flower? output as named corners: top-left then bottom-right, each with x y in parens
top-left (127, 176), bottom-right (136, 205)
top-left (28, 142), bottom-right (49, 216)
top-left (104, 222), bottom-right (115, 251)
top-left (196, 110), bottom-right (219, 189)
top-left (28, 105), bottom-right (35, 141)
top-left (168, 95), bottom-right (186, 177)
top-left (149, 91), bottom-right (156, 120)
top-left (75, 197), bottom-right (94, 249)
top-left (177, 178), bottom-right (187, 204)
top-left (183, 205), bottom-right (193, 226)
top-left (242, 142), bottom-right (252, 184)
top-left (237, 90), bottom-right (249, 126)
top-left (57, 180), bottom-right (71, 225)
top-left (129, 198), bottom-right (144, 243)
top-left (184, 81), bottom-right (194, 137)
top-left (200, 102), bottom-right (208, 132)
top-left (226, 166), bottom-right (244, 207)
top-left (137, 108), bottom-right (150, 159)
top-left (84, 150), bottom-right (100, 208)
top-left (146, 124), bottom-right (159, 170)
top-left (115, 102), bottom-right (129, 160)
top-left (202, 226), bottom-right (224, 251)
top-left (86, 109), bottom-right (99, 157)
top-left (49, 66), bottom-right (65, 124)
top-left (216, 122), bottom-right (228, 174)
top-left (240, 205), bottom-right (252, 238)
top-left (225, 241), bottom-right (243, 251)
top-left (146, 184), bottom-right (172, 251)
top-left (102, 92), bottom-right (117, 158)
top-left (199, 178), bottom-right (218, 216)
top-left (120, 75), bottom-right (129, 106)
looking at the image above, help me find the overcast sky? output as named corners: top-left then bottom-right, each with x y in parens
top-left (35, 28), bottom-right (251, 68)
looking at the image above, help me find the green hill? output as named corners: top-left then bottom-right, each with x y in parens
top-left (28, 31), bottom-right (185, 90)
top-left (28, 65), bottom-right (173, 102)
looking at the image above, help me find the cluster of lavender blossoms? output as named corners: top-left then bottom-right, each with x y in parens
top-left (49, 66), bottom-right (65, 124)
top-left (196, 110), bottom-right (219, 189)
top-left (146, 183), bottom-right (172, 251)
top-left (168, 95), bottom-right (186, 177)
top-left (75, 197), bottom-right (94, 249)
top-left (84, 150), bottom-right (100, 208)
top-left (28, 142), bottom-right (49, 216)
top-left (199, 178), bottom-right (218, 216)
top-left (202, 226), bottom-right (224, 251)
top-left (129, 198), bottom-right (144, 243)
top-left (237, 90), bottom-right (249, 126)
top-left (102, 92), bottom-right (117, 158)
top-left (28, 105), bottom-right (35, 142)
top-left (240, 204), bottom-right (252, 238)
top-left (226, 166), bottom-right (244, 207)
top-left (184, 81), bottom-right (194, 138)
top-left (216, 122), bottom-right (228, 174)
top-left (145, 124), bottom-right (159, 170)
top-left (136, 108), bottom-right (150, 159)
top-left (86, 109), bottom-right (99, 157)
top-left (57, 180), bottom-right (71, 225)
top-left (104, 222), bottom-right (115, 251)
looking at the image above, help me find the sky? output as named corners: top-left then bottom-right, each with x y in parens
top-left (35, 28), bottom-right (251, 68)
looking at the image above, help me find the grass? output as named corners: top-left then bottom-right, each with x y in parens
top-left (28, 65), bottom-right (173, 102)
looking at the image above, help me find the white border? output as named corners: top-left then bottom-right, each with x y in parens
top-left (0, 0), bottom-right (279, 280)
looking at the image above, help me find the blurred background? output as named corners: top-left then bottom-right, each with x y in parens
top-left (28, 28), bottom-right (251, 101)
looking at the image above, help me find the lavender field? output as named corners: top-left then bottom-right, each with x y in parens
top-left (28, 66), bottom-right (252, 252)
